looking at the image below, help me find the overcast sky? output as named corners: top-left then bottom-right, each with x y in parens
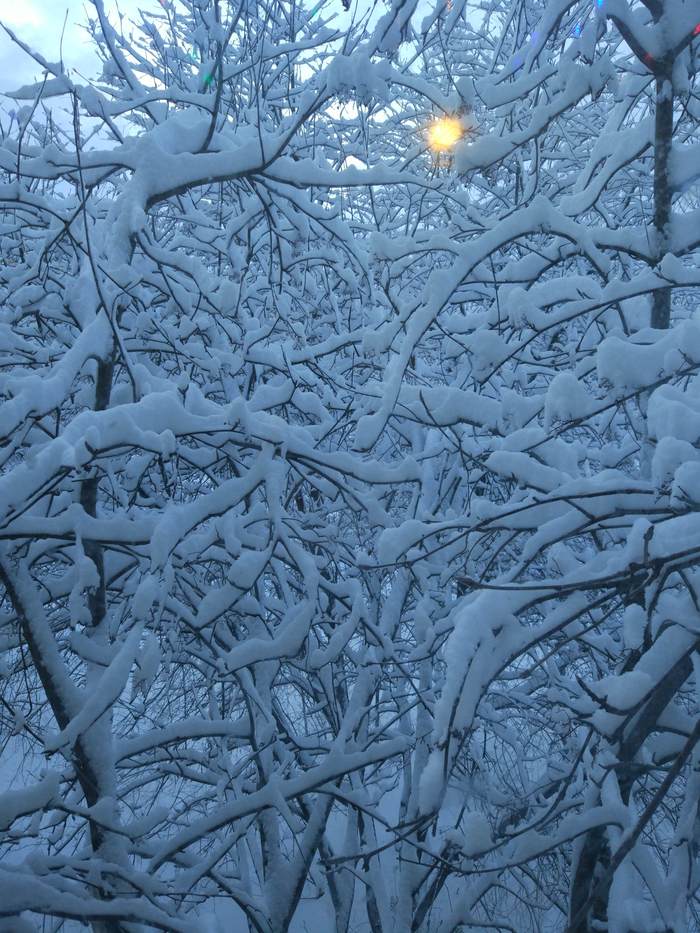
top-left (0, 0), bottom-right (357, 103)
top-left (0, 0), bottom-right (147, 101)
top-left (0, 1), bottom-right (436, 116)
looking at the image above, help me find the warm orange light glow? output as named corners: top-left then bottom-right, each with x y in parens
top-left (427, 117), bottom-right (463, 152)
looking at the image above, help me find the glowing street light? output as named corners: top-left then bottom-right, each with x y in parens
top-left (427, 116), bottom-right (463, 153)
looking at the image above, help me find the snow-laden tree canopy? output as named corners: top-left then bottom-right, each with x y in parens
top-left (0, 0), bottom-right (699, 931)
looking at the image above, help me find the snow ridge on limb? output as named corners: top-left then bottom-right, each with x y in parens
top-left (0, 1), bottom-right (434, 930)
top-left (1, 0), bottom-right (699, 931)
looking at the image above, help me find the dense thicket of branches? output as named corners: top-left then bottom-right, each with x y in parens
top-left (0, 0), bottom-right (699, 930)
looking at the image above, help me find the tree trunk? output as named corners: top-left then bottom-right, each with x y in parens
top-left (568, 18), bottom-right (677, 927)
top-left (651, 68), bottom-right (674, 328)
